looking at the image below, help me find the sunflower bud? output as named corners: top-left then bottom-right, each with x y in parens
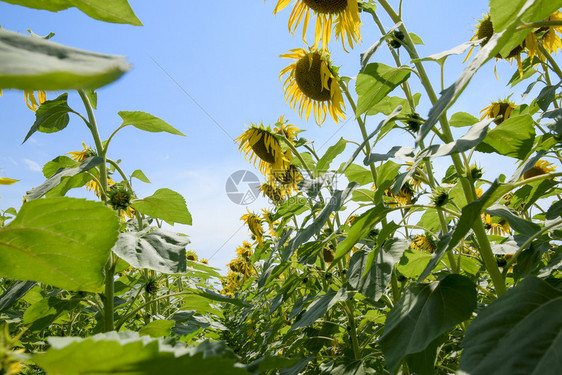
top-left (108, 186), bottom-right (132, 211)
top-left (431, 187), bottom-right (449, 207)
top-left (389, 30), bottom-right (405, 48)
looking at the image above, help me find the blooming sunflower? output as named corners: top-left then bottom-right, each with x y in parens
top-left (67, 142), bottom-right (95, 162)
top-left (24, 90), bottom-right (46, 111)
top-left (236, 242), bottom-right (253, 261)
top-left (411, 234), bottom-right (437, 253)
top-left (200, 258), bottom-right (209, 265)
top-left (270, 164), bottom-right (303, 194)
top-left (280, 47), bottom-right (345, 125)
top-left (522, 159), bottom-right (556, 180)
top-left (483, 214), bottom-right (510, 236)
top-left (236, 124), bottom-right (289, 175)
top-left (260, 182), bottom-right (285, 203)
top-left (241, 210), bottom-right (264, 245)
top-left (273, 0), bottom-right (361, 50)
top-left (480, 99), bottom-right (516, 125)
top-left (186, 250), bottom-right (198, 261)
top-left (381, 182), bottom-right (414, 207)
top-left (274, 115), bottom-right (301, 143)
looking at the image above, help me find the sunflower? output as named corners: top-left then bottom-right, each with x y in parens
top-left (273, 0), bottom-right (361, 50)
top-left (480, 99), bottom-right (516, 125)
top-left (236, 242), bottom-right (253, 261)
top-left (186, 250), bottom-right (198, 261)
top-left (540, 11), bottom-right (562, 55)
top-left (85, 176), bottom-right (116, 198)
top-left (483, 214), bottom-right (510, 236)
top-left (262, 208), bottom-right (279, 235)
top-left (24, 90), bottom-right (46, 111)
top-left (431, 186), bottom-right (449, 207)
top-left (274, 115), bottom-right (301, 143)
top-left (67, 142), bottom-right (96, 162)
top-left (200, 258), bottom-right (209, 265)
top-left (236, 124), bottom-right (289, 175)
top-left (411, 234), bottom-right (437, 253)
top-left (382, 182), bottom-right (414, 207)
top-left (108, 185), bottom-right (132, 211)
top-left (522, 159), bottom-right (556, 180)
top-left (280, 47), bottom-right (345, 125)
top-left (259, 182), bottom-right (285, 203)
top-left (241, 210), bottom-right (264, 245)
top-left (270, 164), bottom-right (303, 194)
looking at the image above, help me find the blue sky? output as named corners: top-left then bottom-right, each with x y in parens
top-left (0, 0), bottom-right (541, 271)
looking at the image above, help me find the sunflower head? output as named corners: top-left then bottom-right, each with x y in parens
top-left (476, 15), bottom-right (494, 47)
top-left (259, 182), bottom-right (285, 203)
top-left (236, 243), bottom-right (253, 261)
top-left (480, 99), bottom-right (516, 124)
top-left (271, 164), bottom-right (303, 194)
top-left (389, 30), bottom-right (405, 49)
top-left (236, 124), bottom-right (289, 175)
top-left (431, 186), bottom-right (449, 207)
top-left (384, 182), bottom-right (414, 206)
top-left (322, 243), bottom-right (335, 263)
top-left (411, 234), bottom-right (437, 253)
top-left (186, 250), bottom-right (198, 261)
top-left (483, 213), bottom-right (510, 236)
top-left (280, 48), bottom-right (345, 125)
top-left (470, 165), bottom-right (483, 181)
top-left (274, 116), bottom-right (301, 143)
top-left (523, 159), bottom-right (556, 180)
top-left (405, 112), bottom-right (423, 133)
top-left (200, 258), bottom-right (209, 265)
top-left (108, 185), bottom-right (133, 211)
top-left (539, 11), bottom-right (562, 55)
top-left (67, 142), bottom-right (96, 162)
top-left (273, 0), bottom-right (361, 51)
top-left (241, 210), bottom-right (264, 244)
top-left (144, 278), bottom-right (159, 295)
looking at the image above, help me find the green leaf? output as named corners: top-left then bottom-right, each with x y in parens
top-left (273, 199), bottom-right (309, 221)
top-left (132, 188), bottom-right (192, 226)
top-left (476, 115), bottom-right (535, 159)
top-left (412, 40), bottom-right (476, 65)
top-left (459, 276), bottom-right (562, 375)
top-left (316, 138), bottom-right (347, 173)
top-left (0, 29), bottom-right (131, 90)
top-left (449, 112), bottom-right (479, 127)
top-left (366, 93), bottom-right (421, 116)
top-left (23, 93), bottom-right (72, 142)
top-left (348, 239), bottom-right (409, 301)
top-left (490, 0), bottom-right (562, 57)
top-left (23, 296), bottom-right (79, 332)
top-left (380, 274), bottom-right (477, 374)
top-left (138, 320), bottom-right (175, 338)
top-left (33, 333), bottom-right (249, 375)
top-left (2, 0), bottom-right (142, 26)
top-left (25, 156), bottom-right (103, 200)
top-left (0, 280), bottom-right (36, 313)
top-left (119, 111), bottom-right (185, 136)
top-left (291, 288), bottom-right (346, 331)
top-left (536, 83), bottom-right (561, 111)
top-left (112, 228), bottom-right (189, 274)
top-left (180, 294), bottom-right (224, 318)
top-left (0, 197), bottom-right (119, 292)
top-left (409, 32), bottom-right (424, 45)
top-left (131, 169), bottom-right (151, 183)
top-left (333, 205), bottom-right (392, 264)
top-left (342, 163), bottom-right (373, 186)
top-left (356, 63), bottom-right (411, 116)
top-left (485, 205), bottom-right (541, 236)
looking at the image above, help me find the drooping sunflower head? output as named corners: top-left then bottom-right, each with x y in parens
top-left (384, 182), bottom-right (414, 207)
top-left (483, 213), bottom-right (510, 236)
top-left (273, 0), bottom-right (361, 50)
top-left (261, 182), bottom-right (285, 203)
top-left (236, 124), bottom-right (289, 175)
top-left (241, 210), bottom-right (264, 244)
top-left (410, 234), bottom-right (437, 253)
top-left (539, 11), bottom-right (562, 55)
top-left (67, 142), bottom-right (96, 162)
top-left (522, 159), bottom-right (556, 180)
top-left (280, 48), bottom-right (345, 125)
top-left (480, 99), bottom-right (516, 124)
top-left (236, 242), bottom-right (253, 261)
top-left (270, 164), bottom-right (303, 194)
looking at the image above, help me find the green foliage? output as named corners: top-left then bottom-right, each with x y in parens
top-left (132, 188), bottom-right (192, 226)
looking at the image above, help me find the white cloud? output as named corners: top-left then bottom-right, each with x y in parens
top-left (23, 159), bottom-right (41, 172)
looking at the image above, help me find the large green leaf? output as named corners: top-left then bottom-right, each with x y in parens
top-left (316, 137), bottom-right (347, 174)
top-left (380, 274), bottom-right (477, 374)
top-left (0, 198), bottom-right (119, 292)
top-left (25, 156), bottom-right (103, 200)
top-left (118, 111), bottom-right (185, 136)
top-left (476, 115), bottom-right (535, 159)
top-left (290, 288), bottom-right (346, 331)
top-left (33, 333), bottom-right (249, 375)
top-left (23, 93), bottom-right (73, 142)
top-left (112, 228), bottom-right (189, 274)
top-left (132, 188), bottom-right (192, 226)
top-left (0, 29), bottom-right (131, 90)
top-left (459, 276), bottom-right (562, 375)
top-left (1, 0), bottom-right (142, 25)
top-left (347, 239), bottom-right (409, 301)
top-left (356, 63), bottom-right (411, 116)
top-left (23, 296), bottom-right (79, 332)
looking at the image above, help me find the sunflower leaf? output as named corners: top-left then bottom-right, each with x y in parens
top-left (119, 111), bottom-right (185, 136)
top-left (1, 0), bottom-right (142, 26)
top-left (112, 228), bottom-right (189, 274)
top-left (0, 197), bottom-right (119, 292)
top-left (476, 114), bottom-right (535, 160)
top-left (459, 276), bottom-right (562, 375)
top-left (380, 274), bottom-right (477, 374)
top-left (356, 63), bottom-right (411, 116)
top-left (23, 93), bottom-right (73, 143)
top-left (0, 29), bottom-right (131, 90)
top-left (132, 188), bottom-right (192, 225)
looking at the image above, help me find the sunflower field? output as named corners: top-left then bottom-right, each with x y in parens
top-left (1, 0), bottom-right (562, 374)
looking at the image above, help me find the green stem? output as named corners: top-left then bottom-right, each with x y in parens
top-left (103, 254), bottom-right (116, 332)
top-left (343, 300), bottom-right (361, 360)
